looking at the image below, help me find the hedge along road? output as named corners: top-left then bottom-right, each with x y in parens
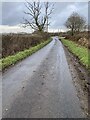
top-left (2, 37), bottom-right (85, 118)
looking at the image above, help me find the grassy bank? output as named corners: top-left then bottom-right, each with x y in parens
top-left (60, 38), bottom-right (89, 69)
top-left (0, 38), bottom-right (52, 70)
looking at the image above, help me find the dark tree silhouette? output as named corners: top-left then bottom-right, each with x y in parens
top-left (65, 12), bottom-right (86, 35)
top-left (23, 1), bottom-right (54, 32)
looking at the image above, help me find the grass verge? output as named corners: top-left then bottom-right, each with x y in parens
top-left (0, 39), bottom-right (52, 70)
top-left (60, 38), bottom-right (89, 69)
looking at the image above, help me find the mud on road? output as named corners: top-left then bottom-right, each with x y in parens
top-left (63, 45), bottom-right (88, 116)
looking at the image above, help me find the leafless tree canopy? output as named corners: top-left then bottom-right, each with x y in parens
top-left (23, 1), bottom-right (54, 32)
top-left (65, 12), bottom-right (86, 35)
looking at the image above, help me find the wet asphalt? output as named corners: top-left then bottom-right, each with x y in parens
top-left (2, 37), bottom-right (85, 118)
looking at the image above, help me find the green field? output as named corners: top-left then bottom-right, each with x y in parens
top-left (60, 38), bottom-right (89, 69)
top-left (0, 39), bottom-right (52, 70)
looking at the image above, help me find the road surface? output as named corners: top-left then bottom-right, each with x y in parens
top-left (2, 37), bottom-right (85, 118)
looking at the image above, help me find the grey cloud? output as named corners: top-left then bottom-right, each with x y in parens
top-left (2, 2), bottom-right (25, 25)
top-left (2, 2), bottom-right (88, 30)
top-left (50, 2), bottom-right (88, 29)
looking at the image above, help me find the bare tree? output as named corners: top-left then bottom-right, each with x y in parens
top-left (23, 1), bottom-right (54, 32)
top-left (65, 12), bottom-right (86, 35)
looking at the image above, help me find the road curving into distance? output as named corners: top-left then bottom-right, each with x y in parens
top-left (2, 37), bottom-right (86, 118)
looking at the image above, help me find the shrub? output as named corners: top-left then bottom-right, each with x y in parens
top-left (2, 33), bottom-right (50, 58)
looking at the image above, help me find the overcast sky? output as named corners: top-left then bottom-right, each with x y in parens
top-left (0, 1), bottom-right (88, 33)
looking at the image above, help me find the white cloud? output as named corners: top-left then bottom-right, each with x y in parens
top-left (0, 24), bottom-right (33, 33)
top-left (48, 28), bottom-right (66, 32)
top-left (0, 24), bottom-right (66, 33)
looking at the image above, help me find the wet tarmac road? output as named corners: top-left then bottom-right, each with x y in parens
top-left (2, 37), bottom-right (85, 118)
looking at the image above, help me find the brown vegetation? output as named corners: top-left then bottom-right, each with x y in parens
top-left (64, 31), bottom-right (89, 48)
top-left (2, 33), bottom-right (50, 58)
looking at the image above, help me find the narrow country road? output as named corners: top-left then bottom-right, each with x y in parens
top-left (2, 37), bottom-right (85, 118)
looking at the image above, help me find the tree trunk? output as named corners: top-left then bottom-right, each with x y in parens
top-left (71, 28), bottom-right (74, 36)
